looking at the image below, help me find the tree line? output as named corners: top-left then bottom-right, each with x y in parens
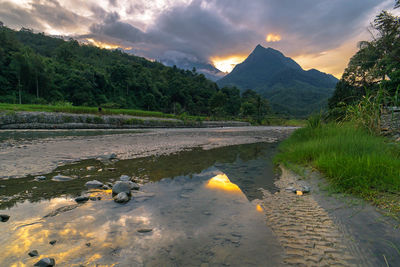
top-left (329, 2), bottom-right (400, 109)
top-left (0, 25), bottom-right (269, 120)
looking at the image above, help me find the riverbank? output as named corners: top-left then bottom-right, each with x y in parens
top-left (261, 166), bottom-right (400, 266)
top-left (0, 111), bottom-right (251, 129)
top-left (275, 122), bottom-right (400, 220)
top-left (0, 126), bottom-right (296, 179)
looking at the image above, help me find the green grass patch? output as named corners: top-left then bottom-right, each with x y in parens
top-left (276, 123), bottom-right (400, 218)
top-left (0, 103), bottom-right (183, 119)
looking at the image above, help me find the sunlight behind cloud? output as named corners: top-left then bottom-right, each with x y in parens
top-left (211, 55), bottom-right (247, 73)
top-left (85, 38), bottom-right (132, 50)
top-left (266, 33), bottom-right (281, 42)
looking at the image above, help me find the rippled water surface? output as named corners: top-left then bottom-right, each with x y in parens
top-left (0, 142), bottom-right (284, 266)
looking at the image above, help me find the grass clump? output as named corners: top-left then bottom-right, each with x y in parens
top-left (276, 123), bottom-right (400, 214)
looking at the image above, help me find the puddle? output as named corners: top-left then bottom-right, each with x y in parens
top-left (0, 142), bottom-right (284, 266)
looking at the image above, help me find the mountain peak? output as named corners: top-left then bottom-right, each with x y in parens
top-left (217, 46), bottom-right (338, 116)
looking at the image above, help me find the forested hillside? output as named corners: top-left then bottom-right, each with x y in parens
top-left (0, 26), bottom-right (267, 118)
top-left (218, 45), bottom-right (338, 117)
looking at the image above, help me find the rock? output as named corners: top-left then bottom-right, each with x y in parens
top-left (89, 197), bottom-right (97, 201)
top-left (119, 175), bottom-right (131, 181)
top-left (35, 176), bottom-right (46, 181)
top-left (49, 240), bottom-right (57, 245)
top-left (301, 186), bottom-right (311, 193)
top-left (34, 257), bottom-right (55, 267)
top-left (109, 153), bottom-right (117, 160)
top-left (85, 180), bottom-right (103, 189)
top-left (52, 175), bottom-right (73, 182)
top-left (29, 250), bottom-right (39, 257)
top-left (113, 192), bottom-right (130, 203)
top-left (86, 242), bottom-right (91, 247)
top-left (128, 181), bottom-right (140, 190)
top-left (75, 196), bottom-right (89, 203)
top-left (285, 187), bottom-right (297, 193)
top-left (98, 168), bottom-right (103, 172)
top-left (102, 185), bottom-right (110, 190)
top-left (112, 181), bottom-right (132, 196)
top-left (0, 185), bottom-right (6, 188)
top-left (0, 214), bottom-right (10, 222)
top-left (107, 168), bottom-right (116, 172)
top-left (137, 228), bottom-right (153, 233)
top-left (86, 166), bottom-right (95, 171)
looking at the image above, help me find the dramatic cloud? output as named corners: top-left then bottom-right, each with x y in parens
top-left (0, 0), bottom-right (397, 77)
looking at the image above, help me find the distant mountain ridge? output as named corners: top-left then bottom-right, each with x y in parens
top-left (161, 58), bottom-right (225, 81)
top-left (217, 45), bottom-right (338, 116)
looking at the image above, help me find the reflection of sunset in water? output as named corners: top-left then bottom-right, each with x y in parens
top-left (256, 204), bottom-right (263, 212)
top-left (206, 174), bottom-right (242, 193)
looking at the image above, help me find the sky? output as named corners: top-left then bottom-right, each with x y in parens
top-left (0, 0), bottom-right (398, 78)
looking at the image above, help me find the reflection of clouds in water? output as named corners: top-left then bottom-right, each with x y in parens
top-left (1, 168), bottom-right (282, 266)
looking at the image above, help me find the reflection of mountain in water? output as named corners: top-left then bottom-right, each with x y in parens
top-left (0, 142), bottom-right (279, 209)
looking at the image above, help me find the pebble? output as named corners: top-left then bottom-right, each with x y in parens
top-left (75, 196), bottom-right (89, 203)
top-left (86, 242), bottom-right (91, 247)
top-left (0, 214), bottom-right (10, 222)
top-left (34, 257), bottom-right (55, 267)
top-left (112, 181), bottom-right (132, 196)
top-left (49, 240), bottom-right (57, 245)
top-left (114, 192), bottom-right (130, 203)
top-left (86, 166), bottom-right (96, 171)
top-left (85, 180), bottom-right (104, 189)
top-left (109, 153), bottom-right (117, 159)
top-left (29, 250), bottom-right (39, 257)
top-left (137, 228), bottom-right (153, 233)
top-left (51, 175), bottom-right (73, 182)
top-left (35, 176), bottom-right (46, 181)
top-left (119, 175), bottom-right (131, 181)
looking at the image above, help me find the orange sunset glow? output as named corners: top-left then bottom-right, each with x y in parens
top-left (266, 33), bottom-right (281, 42)
top-left (85, 38), bottom-right (132, 50)
top-left (211, 55), bottom-right (247, 73)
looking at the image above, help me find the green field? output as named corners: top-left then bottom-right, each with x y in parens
top-left (0, 103), bottom-right (185, 119)
top-left (276, 123), bottom-right (400, 219)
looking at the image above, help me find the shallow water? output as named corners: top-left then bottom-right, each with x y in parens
top-left (0, 143), bottom-right (284, 266)
top-left (0, 129), bottom-right (144, 143)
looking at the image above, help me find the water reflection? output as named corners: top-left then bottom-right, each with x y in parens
top-left (0, 142), bottom-right (278, 209)
top-left (0, 142), bottom-right (284, 266)
top-left (0, 167), bottom-right (284, 266)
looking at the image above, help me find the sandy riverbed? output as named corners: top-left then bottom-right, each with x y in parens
top-left (0, 126), bottom-right (296, 179)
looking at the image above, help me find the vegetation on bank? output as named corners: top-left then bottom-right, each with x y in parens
top-left (276, 2), bottom-right (400, 219)
top-left (0, 25), bottom-right (270, 122)
top-left (0, 103), bottom-right (178, 119)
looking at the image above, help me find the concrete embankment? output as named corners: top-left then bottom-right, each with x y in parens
top-left (0, 111), bottom-right (250, 129)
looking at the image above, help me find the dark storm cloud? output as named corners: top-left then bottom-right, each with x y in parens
top-left (201, 0), bottom-right (388, 55)
top-left (83, 0), bottom-right (388, 62)
top-left (89, 12), bottom-right (146, 43)
top-left (0, 0), bottom-right (392, 69)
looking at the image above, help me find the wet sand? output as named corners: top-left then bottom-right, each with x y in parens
top-left (261, 167), bottom-right (400, 266)
top-left (0, 126), bottom-right (296, 178)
